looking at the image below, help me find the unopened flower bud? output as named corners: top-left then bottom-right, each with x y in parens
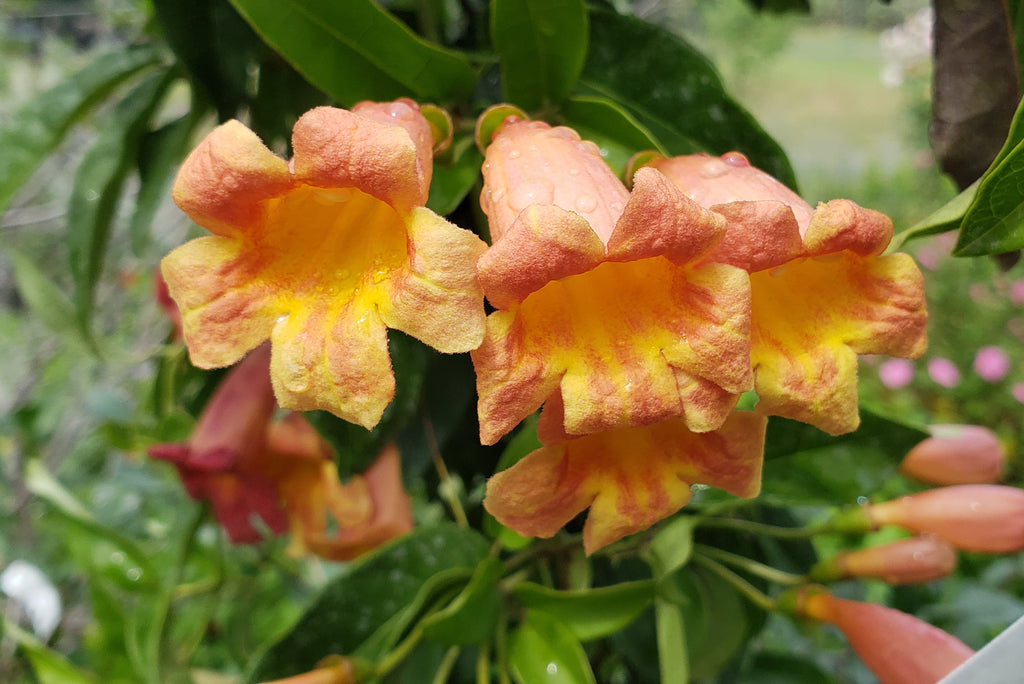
top-left (900, 425), bottom-right (1004, 485)
top-left (781, 586), bottom-right (973, 684)
top-left (809, 536), bottom-right (957, 585)
top-left (867, 485), bottom-right (1024, 553)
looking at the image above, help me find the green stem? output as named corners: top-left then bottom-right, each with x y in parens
top-left (375, 624), bottom-right (426, 678)
top-left (691, 553), bottom-right (777, 612)
top-left (423, 413), bottom-right (469, 528)
top-left (693, 544), bottom-right (807, 586)
top-left (695, 516), bottom-right (827, 539)
top-left (477, 640), bottom-right (491, 684)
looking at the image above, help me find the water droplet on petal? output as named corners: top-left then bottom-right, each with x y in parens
top-left (509, 178), bottom-right (554, 211)
top-left (282, 363), bottom-right (311, 392)
top-left (509, 149), bottom-right (522, 159)
top-left (575, 194), bottom-right (597, 213)
top-left (722, 151), bottom-right (750, 167)
top-left (700, 159), bottom-right (729, 178)
top-left (568, 167), bottom-right (580, 176)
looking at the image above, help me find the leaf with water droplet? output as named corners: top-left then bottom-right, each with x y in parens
top-left (508, 610), bottom-right (596, 684)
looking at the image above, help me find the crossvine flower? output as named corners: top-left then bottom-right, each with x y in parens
top-left (162, 99), bottom-right (486, 429)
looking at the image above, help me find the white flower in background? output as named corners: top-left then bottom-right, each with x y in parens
top-left (1, 560), bottom-right (62, 642)
top-left (880, 7), bottom-right (934, 88)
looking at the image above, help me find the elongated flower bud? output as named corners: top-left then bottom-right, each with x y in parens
top-left (900, 425), bottom-right (1005, 485)
top-left (781, 587), bottom-right (973, 684)
top-left (809, 536), bottom-right (957, 585)
top-left (867, 485), bottom-right (1024, 553)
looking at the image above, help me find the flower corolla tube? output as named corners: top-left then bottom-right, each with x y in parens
top-left (649, 152), bottom-right (928, 435)
top-left (162, 99), bottom-right (487, 429)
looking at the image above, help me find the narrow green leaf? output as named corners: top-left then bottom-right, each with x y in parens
top-left (491, 0), bottom-right (588, 110)
top-left (67, 69), bottom-right (177, 334)
top-left (2, 619), bottom-right (98, 684)
top-left (890, 180), bottom-right (978, 250)
top-left (654, 599), bottom-right (689, 684)
top-left (0, 46), bottom-right (158, 213)
top-left (249, 524), bottom-right (489, 681)
top-left (228, 0), bottom-right (477, 105)
top-left (422, 556), bottom-right (503, 645)
top-left (561, 95), bottom-right (664, 177)
top-left (7, 248), bottom-right (87, 350)
top-left (513, 580), bottom-right (655, 642)
top-left (760, 408), bottom-right (928, 505)
top-left (508, 610), bottom-right (596, 684)
top-left (580, 8), bottom-right (795, 188)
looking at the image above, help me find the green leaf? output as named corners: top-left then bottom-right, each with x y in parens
top-left (228, 0), bottom-right (477, 105)
top-left (130, 105), bottom-right (206, 256)
top-left (491, 0), bottom-right (588, 110)
top-left (954, 136), bottom-right (1024, 255)
top-left (646, 515), bottom-right (697, 580)
top-left (2, 619), bottom-right (98, 684)
top-left (560, 95), bottom-right (664, 177)
top-left (421, 556), bottom-right (503, 645)
top-left (891, 180), bottom-right (979, 250)
top-left (654, 599), bottom-right (689, 684)
top-left (0, 46), bottom-right (158, 214)
top-left (666, 565), bottom-right (750, 680)
top-left (736, 653), bottom-right (833, 683)
top-left (67, 69), bottom-right (177, 334)
top-left (426, 137), bottom-right (484, 216)
top-left (7, 248), bottom-right (88, 351)
top-left (580, 8), bottom-right (795, 189)
top-left (508, 610), bottom-right (596, 684)
top-left (513, 579), bottom-right (655, 642)
top-left (249, 524), bottom-right (489, 681)
top-left (760, 408), bottom-right (928, 505)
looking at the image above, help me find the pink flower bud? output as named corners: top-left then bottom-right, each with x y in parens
top-left (787, 587), bottom-right (973, 684)
top-left (974, 345), bottom-right (1011, 383)
top-left (809, 536), bottom-right (957, 585)
top-left (927, 357), bottom-right (961, 388)
top-left (900, 425), bottom-right (1005, 485)
top-left (867, 485), bottom-right (1024, 553)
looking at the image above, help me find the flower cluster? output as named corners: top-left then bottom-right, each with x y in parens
top-left (158, 100), bottom-right (928, 554)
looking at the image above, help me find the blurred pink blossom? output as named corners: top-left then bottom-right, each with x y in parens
top-left (974, 346), bottom-right (1010, 383)
top-left (878, 358), bottom-right (915, 389)
top-left (928, 357), bottom-right (961, 388)
top-left (1012, 383), bottom-right (1024, 404)
top-left (1010, 280), bottom-right (1024, 305)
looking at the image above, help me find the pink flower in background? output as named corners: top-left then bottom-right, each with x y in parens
top-left (927, 357), bottom-right (961, 388)
top-left (1012, 382), bottom-right (1024, 404)
top-left (1010, 280), bottom-right (1024, 305)
top-left (878, 358), bottom-right (914, 389)
top-left (974, 346), bottom-right (1010, 382)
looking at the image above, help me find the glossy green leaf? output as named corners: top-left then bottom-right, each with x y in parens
top-left (580, 8), bottom-right (795, 188)
top-left (646, 515), bottom-right (697, 580)
top-left (491, 0), bottom-right (588, 110)
top-left (228, 0), bottom-right (477, 105)
top-left (249, 524), bottom-right (489, 681)
top-left (508, 610), bottom-right (596, 684)
top-left (760, 408), bottom-right (928, 505)
top-left (513, 579), bottom-right (655, 642)
top-left (422, 556), bottom-right (503, 645)
top-left (954, 138), bottom-right (1024, 255)
top-left (67, 69), bottom-right (176, 334)
top-left (130, 105), bottom-right (205, 256)
top-left (891, 180), bottom-right (978, 250)
top-left (561, 95), bottom-right (664, 177)
top-left (0, 46), bottom-right (158, 214)
top-left (654, 599), bottom-right (689, 684)
top-left (426, 137), bottom-right (484, 216)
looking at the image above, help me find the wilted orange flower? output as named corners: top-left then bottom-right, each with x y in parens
top-left (485, 411), bottom-right (766, 553)
top-left (260, 655), bottom-right (359, 684)
top-left (650, 152), bottom-right (927, 435)
top-left (809, 535), bottom-right (957, 585)
top-left (473, 116), bottom-right (753, 445)
top-left (162, 99), bottom-right (486, 430)
top-left (148, 344), bottom-right (288, 543)
top-left (784, 586), bottom-right (973, 684)
top-left (900, 424), bottom-right (1005, 485)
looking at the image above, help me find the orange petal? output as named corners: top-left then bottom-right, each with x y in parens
top-left (485, 412), bottom-right (766, 554)
top-left (606, 167), bottom-right (725, 264)
top-left (803, 199), bottom-right (894, 257)
top-left (270, 302), bottom-right (394, 429)
top-left (381, 207), bottom-right (487, 353)
top-left (750, 252), bottom-right (927, 434)
top-left (172, 120), bottom-right (294, 237)
top-left (291, 104), bottom-right (430, 213)
top-left (704, 200), bottom-right (805, 272)
top-left (480, 119), bottom-right (630, 243)
top-left (477, 204), bottom-right (606, 309)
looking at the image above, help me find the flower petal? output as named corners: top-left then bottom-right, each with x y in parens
top-left (750, 251), bottom-right (927, 434)
top-left (172, 120), bottom-right (294, 236)
top-left (270, 302), bottom-right (394, 429)
top-left (291, 104), bottom-right (429, 212)
top-left (485, 412), bottom-right (766, 554)
top-left (477, 204), bottom-right (606, 309)
top-left (803, 199), bottom-right (894, 257)
top-left (380, 207), bottom-right (487, 352)
top-left (704, 200), bottom-right (805, 272)
top-left (606, 166), bottom-right (725, 264)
